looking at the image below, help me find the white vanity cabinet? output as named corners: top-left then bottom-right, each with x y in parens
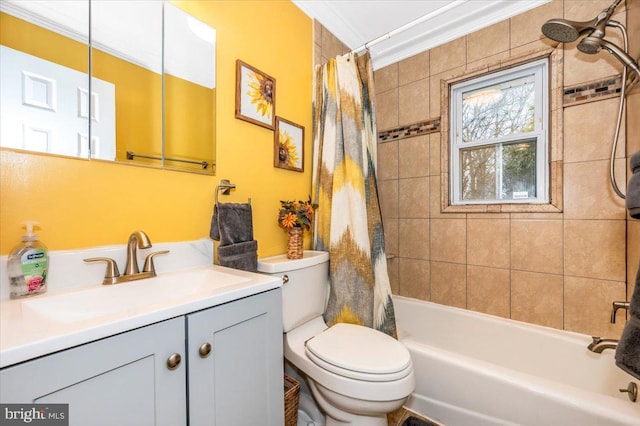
top-left (0, 317), bottom-right (187, 426)
top-left (187, 288), bottom-right (284, 426)
top-left (0, 288), bottom-right (284, 426)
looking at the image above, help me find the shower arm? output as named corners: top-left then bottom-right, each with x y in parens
top-left (575, 0), bottom-right (626, 49)
top-left (596, 0), bottom-right (625, 35)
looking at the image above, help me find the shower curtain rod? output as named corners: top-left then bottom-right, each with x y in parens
top-left (345, 0), bottom-right (467, 56)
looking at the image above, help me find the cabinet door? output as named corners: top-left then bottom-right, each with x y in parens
top-left (187, 289), bottom-right (284, 426)
top-left (0, 317), bottom-right (186, 426)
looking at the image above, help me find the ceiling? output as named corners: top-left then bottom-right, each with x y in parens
top-left (292, 0), bottom-right (550, 70)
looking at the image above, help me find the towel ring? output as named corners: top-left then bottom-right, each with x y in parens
top-left (214, 179), bottom-right (251, 205)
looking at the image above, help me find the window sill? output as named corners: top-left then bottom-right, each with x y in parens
top-left (442, 202), bottom-right (562, 214)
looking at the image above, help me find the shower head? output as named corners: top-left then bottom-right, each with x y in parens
top-left (572, 20), bottom-right (640, 80)
top-left (539, 0), bottom-right (640, 79)
top-left (577, 35), bottom-right (604, 54)
top-left (541, 18), bottom-right (597, 43)
top-left (541, 0), bottom-right (623, 43)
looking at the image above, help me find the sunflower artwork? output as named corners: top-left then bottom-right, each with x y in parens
top-left (274, 117), bottom-right (304, 172)
top-left (235, 60), bottom-right (276, 129)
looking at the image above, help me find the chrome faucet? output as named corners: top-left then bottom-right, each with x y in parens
top-left (84, 231), bottom-right (169, 285)
top-left (588, 336), bottom-right (618, 353)
top-left (611, 301), bottom-right (630, 323)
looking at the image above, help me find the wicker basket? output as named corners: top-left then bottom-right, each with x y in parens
top-left (284, 374), bottom-right (300, 426)
top-left (286, 227), bottom-right (304, 259)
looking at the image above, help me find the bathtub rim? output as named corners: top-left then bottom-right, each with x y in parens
top-left (393, 295), bottom-right (591, 344)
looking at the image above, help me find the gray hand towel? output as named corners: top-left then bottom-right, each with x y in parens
top-left (615, 260), bottom-right (640, 380)
top-left (209, 204), bottom-right (220, 241)
top-left (217, 240), bottom-right (258, 272)
top-left (209, 202), bottom-right (254, 246)
top-left (626, 151), bottom-right (640, 219)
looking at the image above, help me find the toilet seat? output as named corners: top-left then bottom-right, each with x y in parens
top-left (305, 323), bottom-right (412, 382)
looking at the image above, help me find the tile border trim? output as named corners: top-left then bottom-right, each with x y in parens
top-left (378, 118), bottom-right (441, 143)
top-left (563, 75), bottom-right (622, 106)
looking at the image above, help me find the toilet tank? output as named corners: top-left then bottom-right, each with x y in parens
top-left (258, 250), bottom-right (329, 333)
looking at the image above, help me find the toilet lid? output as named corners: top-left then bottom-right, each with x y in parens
top-left (305, 323), bottom-right (412, 381)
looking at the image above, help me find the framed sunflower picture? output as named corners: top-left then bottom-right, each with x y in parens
top-left (235, 60), bottom-right (276, 129)
top-left (274, 117), bottom-right (304, 172)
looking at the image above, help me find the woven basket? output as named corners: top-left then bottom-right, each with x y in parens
top-left (286, 227), bottom-right (304, 259)
top-left (284, 374), bottom-right (300, 426)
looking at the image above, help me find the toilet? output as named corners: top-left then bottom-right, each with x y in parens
top-left (258, 250), bottom-right (415, 426)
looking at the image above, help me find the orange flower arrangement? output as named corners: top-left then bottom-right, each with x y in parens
top-left (278, 198), bottom-right (316, 231)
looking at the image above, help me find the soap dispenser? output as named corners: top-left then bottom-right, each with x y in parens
top-left (7, 221), bottom-right (49, 298)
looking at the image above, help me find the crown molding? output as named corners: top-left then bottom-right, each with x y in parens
top-left (293, 0), bottom-right (550, 70)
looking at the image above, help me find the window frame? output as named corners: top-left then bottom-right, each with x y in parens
top-left (449, 58), bottom-right (549, 205)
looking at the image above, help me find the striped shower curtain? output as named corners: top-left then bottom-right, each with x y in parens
top-left (311, 52), bottom-right (396, 337)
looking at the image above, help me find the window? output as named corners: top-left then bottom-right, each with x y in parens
top-left (449, 58), bottom-right (548, 205)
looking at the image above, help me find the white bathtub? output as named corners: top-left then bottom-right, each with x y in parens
top-left (393, 296), bottom-right (640, 426)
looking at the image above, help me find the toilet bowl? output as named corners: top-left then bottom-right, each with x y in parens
top-left (258, 251), bottom-right (415, 426)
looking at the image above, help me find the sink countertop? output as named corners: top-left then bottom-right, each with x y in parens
top-left (0, 241), bottom-right (282, 368)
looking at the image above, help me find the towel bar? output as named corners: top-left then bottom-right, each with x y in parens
top-left (215, 179), bottom-right (251, 205)
top-left (127, 151), bottom-right (210, 170)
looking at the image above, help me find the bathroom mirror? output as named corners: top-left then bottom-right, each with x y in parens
top-left (91, 0), bottom-right (163, 166)
top-left (0, 0), bottom-right (216, 175)
top-left (163, 2), bottom-right (216, 174)
top-left (0, 0), bottom-right (90, 157)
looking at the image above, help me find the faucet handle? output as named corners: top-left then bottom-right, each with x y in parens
top-left (84, 257), bottom-right (121, 285)
top-left (143, 250), bottom-right (170, 275)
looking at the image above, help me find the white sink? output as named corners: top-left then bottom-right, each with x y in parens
top-left (21, 268), bottom-right (251, 324)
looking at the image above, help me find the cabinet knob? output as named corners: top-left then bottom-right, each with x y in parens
top-left (282, 274), bottom-right (289, 284)
top-left (166, 353), bottom-right (182, 370)
top-left (199, 342), bottom-right (212, 358)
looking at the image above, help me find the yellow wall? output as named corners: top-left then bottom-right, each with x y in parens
top-left (164, 74), bottom-right (215, 164)
top-left (0, 0), bottom-right (313, 256)
top-left (91, 49), bottom-right (163, 162)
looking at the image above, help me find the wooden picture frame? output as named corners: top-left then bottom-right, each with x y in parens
top-left (235, 60), bottom-right (276, 129)
top-left (274, 117), bottom-right (304, 172)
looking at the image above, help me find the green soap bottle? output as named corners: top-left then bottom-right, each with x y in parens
top-left (7, 221), bottom-right (49, 298)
